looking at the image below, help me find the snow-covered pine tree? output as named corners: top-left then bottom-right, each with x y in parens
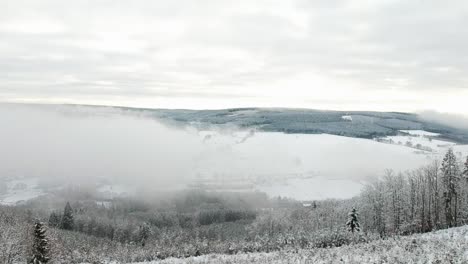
top-left (346, 207), bottom-right (360, 233)
top-left (61, 202), bottom-right (74, 230)
top-left (461, 156), bottom-right (468, 222)
top-left (463, 156), bottom-right (468, 181)
top-left (30, 221), bottom-right (49, 264)
top-left (48, 212), bottom-right (61, 228)
top-left (138, 223), bottom-right (150, 247)
top-left (441, 148), bottom-right (460, 227)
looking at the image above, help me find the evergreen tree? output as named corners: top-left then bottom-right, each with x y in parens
top-left (137, 223), bottom-right (150, 247)
top-left (463, 156), bottom-right (468, 181)
top-left (30, 221), bottom-right (49, 264)
top-left (441, 149), bottom-right (460, 227)
top-left (48, 212), bottom-right (61, 228)
top-left (346, 207), bottom-right (360, 233)
top-left (61, 202), bottom-right (74, 230)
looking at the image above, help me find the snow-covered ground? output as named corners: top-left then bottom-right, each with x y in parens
top-left (128, 225), bottom-right (468, 264)
top-left (0, 177), bottom-right (44, 205)
top-left (399, 130), bottom-right (440, 136)
top-left (193, 130), bottom-right (468, 200)
top-left (0, 179), bottom-right (138, 205)
top-left (378, 130), bottom-right (468, 159)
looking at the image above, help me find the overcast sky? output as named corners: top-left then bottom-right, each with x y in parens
top-left (1, 0), bottom-right (468, 114)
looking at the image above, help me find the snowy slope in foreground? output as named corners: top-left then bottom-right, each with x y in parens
top-left (131, 225), bottom-right (468, 264)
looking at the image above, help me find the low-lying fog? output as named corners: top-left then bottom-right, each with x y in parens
top-left (0, 104), bottom-right (458, 200)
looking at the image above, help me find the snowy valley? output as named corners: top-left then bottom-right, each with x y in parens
top-left (2, 105), bottom-right (468, 264)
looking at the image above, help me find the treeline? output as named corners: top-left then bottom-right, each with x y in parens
top-left (45, 191), bottom-right (270, 246)
top-left (360, 149), bottom-right (468, 236)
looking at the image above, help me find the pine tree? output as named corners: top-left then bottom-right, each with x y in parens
top-left (61, 202), bottom-right (74, 230)
top-left (48, 212), bottom-right (61, 228)
top-left (137, 223), bottom-right (150, 247)
top-left (30, 221), bottom-right (49, 264)
top-left (441, 148), bottom-right (460, 227)
top-left (346, 207), bottom-right (360, 233)
top-left (463, 156), bottom-right (468, 181)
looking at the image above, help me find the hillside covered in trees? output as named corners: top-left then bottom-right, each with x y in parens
top-left (106, 106), bottom-right (468, 143)
top-left (1, 149), bottom-right (468, 263)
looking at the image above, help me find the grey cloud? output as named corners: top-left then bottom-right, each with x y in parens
top-left (419, 110), bottom-right (468, 131)
top-left (1, 0), bottom-right (468, 112)
top-left (0, 103), bottom-right (203, 187)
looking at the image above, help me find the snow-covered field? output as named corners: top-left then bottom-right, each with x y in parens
top-left (378, 130), bottom-right (468, 158)
top-left (399, 130), bottom-right (440, 136)
top-left (0, 179), bottom-right (136, 205)
top-left (0, 177), bottom-right (44, 205)
top-left (194, 130), bottom-right (468, 200)
top-left (128, 225), bottom-right (468, 264)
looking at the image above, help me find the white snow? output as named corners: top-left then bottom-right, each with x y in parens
top-left (128, 225), bottom-right (468, 264)
top-left (378, 130), bottom-right (468, 159)
top-left (190, 130), bottom-right (468, 201)
top-left (342, 115), bottom-right (353, 121)
top-left (192, 131), bottom-right (445, 200)
top-left (0, 177), bottom-right (44, 205)
top-left (95, 201), bottom-right (113, 208)
top-left (399, 130), bottom-right (440, 136)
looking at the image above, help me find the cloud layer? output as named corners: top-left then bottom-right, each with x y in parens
top-left (1, 0), bottom-right (468, 114)
top-left (1, 104), bottom-right (441, 199)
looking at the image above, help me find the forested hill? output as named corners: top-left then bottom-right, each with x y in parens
top-left (112, 107), bottom-right (468, 143)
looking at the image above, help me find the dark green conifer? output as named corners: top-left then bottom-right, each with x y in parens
top-left (346, 207), bottom-right (360, 233)
top-left (61, 202), bottom-right (74, 230)
top-left (31, 221), bottom-right (49, 264)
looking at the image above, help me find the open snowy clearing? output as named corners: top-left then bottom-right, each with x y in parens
top-left (399, 130), bottom-right (441, 137)
top-left (127, 225), bottom-right (468, 264)
top-left (379, 130), bottom-right (468, 158)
